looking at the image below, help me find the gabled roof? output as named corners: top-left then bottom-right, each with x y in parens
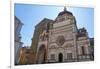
top-left (35, 18), bottom-right (53, 27)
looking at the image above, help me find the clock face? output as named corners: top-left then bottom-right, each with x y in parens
top-left (56, 35), bottom-right (65, 46)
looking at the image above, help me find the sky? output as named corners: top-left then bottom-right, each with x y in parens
top-left (15, 4), bottom-right (94, 46)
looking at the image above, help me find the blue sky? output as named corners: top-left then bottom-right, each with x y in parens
top-left (15, 4), bottom-right (94, 46)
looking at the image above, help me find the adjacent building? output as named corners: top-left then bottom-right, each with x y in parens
top-left (14, 16), bottom-right (23, 65)
top-left (31, 18), bottom-right (53, 63)
top-left (18, 46), bottom-right (34, 65)
top-left (89, 38), bottom-right (94, 60)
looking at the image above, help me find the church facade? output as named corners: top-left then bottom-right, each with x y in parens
top-left (31, 7), bottom-right (92, 64)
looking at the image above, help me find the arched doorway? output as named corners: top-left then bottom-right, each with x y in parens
top-left (37, 44), bottom-right (46, 64)
top-left (58, 53), bottom-right (63, 62)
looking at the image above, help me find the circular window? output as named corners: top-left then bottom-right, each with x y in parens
top-left (56, 35), bottom-right (65, 46)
